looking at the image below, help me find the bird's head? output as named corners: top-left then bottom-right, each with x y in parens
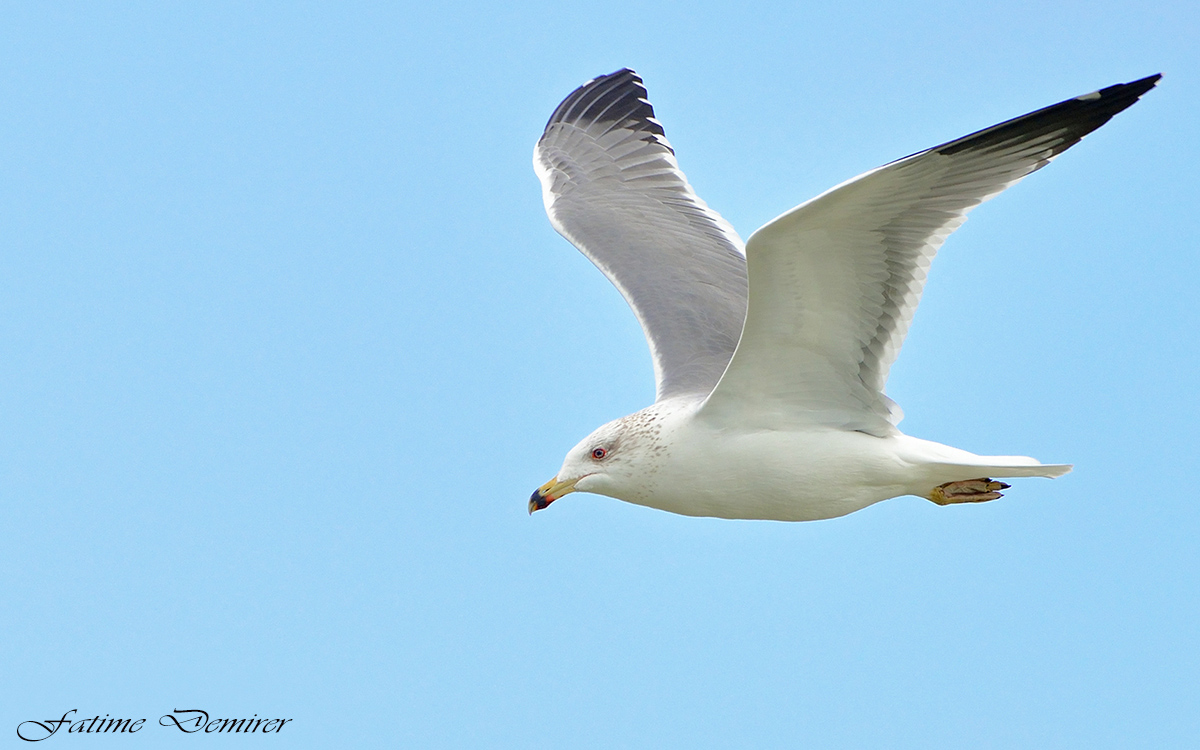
top-left (529, 416), bottom-right (649, 514)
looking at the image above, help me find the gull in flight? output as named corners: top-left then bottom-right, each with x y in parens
top-left (529, 69), bottom-right (1159, 521)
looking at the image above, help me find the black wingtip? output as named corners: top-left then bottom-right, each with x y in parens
top-left (933, 73), bottom-right (1162, 159)
top-left (1077, 73), bottom-right (1161, 108)
top-left (541, 68), bottom-right (666, 141)
top-left (1120, 72), bottom-right (1162, 96)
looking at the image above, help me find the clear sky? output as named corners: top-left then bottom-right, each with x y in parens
top-left (1, 1), bottom-right (1196, 747)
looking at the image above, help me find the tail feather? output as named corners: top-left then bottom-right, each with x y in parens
top-left (930, 459), bottom-right (1073, 480)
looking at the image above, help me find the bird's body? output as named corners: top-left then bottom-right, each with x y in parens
top-left (529, 69), bottom-right (1157, 522)
top-left (557, 397), bottom-right (1068, 521)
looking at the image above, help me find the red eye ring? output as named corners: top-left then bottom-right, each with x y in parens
top-left (591, 447), bottom-right (607, 460)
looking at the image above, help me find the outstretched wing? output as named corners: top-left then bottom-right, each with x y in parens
top-left (700, 74), bottom-right (1161, 436)
top-left (534, 69), bottom-right (748, 401)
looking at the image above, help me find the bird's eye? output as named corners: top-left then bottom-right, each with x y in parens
top-left (591, 447), bottom-right (607, 460)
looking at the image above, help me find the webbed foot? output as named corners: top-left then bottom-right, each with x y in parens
top-left (928, 478), bottom-right (1011, 506)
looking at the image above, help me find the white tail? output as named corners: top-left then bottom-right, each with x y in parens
top-left (930, 459), bottom-right (1073, 481)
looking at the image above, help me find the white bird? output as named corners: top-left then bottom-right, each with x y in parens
top-left (529, 69), bottom-right (1159, 521)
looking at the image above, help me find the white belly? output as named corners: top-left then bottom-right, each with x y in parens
top-left (623, 424), bottom-right (916, 521)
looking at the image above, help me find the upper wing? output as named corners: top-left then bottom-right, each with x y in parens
top-left (534, 69), bottom-right (748, 402)
top-left (700, 74), bottom-right (1161, 436)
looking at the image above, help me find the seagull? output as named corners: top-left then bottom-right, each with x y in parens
top-left (529, 69), bottom-right (1159, 521)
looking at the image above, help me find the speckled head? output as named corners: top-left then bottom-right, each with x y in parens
top-left (528, 404), bottom-right (672, 514)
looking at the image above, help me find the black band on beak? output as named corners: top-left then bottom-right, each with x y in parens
top-left (529, 488), bottom-right (553, 514)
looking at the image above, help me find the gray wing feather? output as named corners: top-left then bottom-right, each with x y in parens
top-left (534, 69), bottom-right (748, 401)
top-left (701, 74), bottom-right (1160, 435)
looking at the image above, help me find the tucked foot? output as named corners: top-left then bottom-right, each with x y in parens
top-left (928, 478), bottom-right (1011, 506)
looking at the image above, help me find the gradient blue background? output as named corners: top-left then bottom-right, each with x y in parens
top-left (2, 1), bottom-right (1196, 747)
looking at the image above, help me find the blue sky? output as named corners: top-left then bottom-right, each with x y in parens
top-left (1, 1), bottom-right (1196, 747)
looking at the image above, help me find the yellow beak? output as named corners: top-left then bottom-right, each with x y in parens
top-left (528, 476), bottom-right (579, 514)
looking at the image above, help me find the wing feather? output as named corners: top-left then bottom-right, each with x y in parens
top-left (534, 69), bottom-right (748, 401)
top-left (701, 74), bottom-right (1161, 435)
